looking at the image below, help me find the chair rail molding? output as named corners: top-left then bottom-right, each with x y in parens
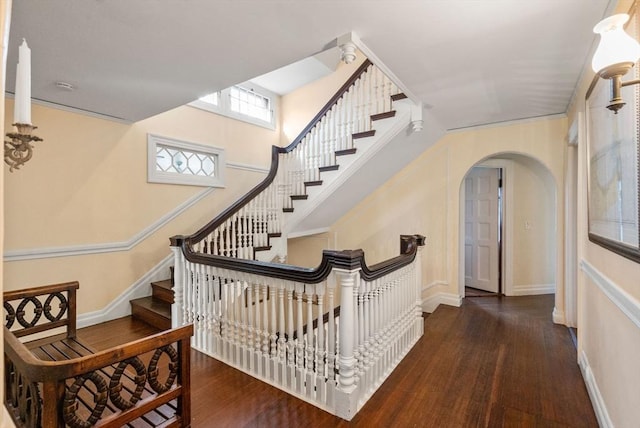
top-left (3, 161), bottom-right (268, 262)
top-left (580, 259), bottom-right (640, 329)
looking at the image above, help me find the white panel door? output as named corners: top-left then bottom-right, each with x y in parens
top-left (464, 167), bottom-right (499, 292)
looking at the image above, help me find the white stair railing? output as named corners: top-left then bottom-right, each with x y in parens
top-left (186, 59), bottom-right (401, 261)
top-left (170, 234), bottom-right (425, 420)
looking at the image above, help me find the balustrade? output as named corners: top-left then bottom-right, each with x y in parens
top-left (171, 234), bottom-right (425, 420)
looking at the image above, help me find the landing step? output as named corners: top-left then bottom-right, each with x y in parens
top-left (130, 297), bottom-right (171, 330)
top-left (319, 165), bottom-right (339, 173)
top-left (391, 93), bottom-right (407, 101)
top-left (283, 207), bottom-right (294, 213)
top-left (151, 279), bottom-right (174, 304)
top-left (335, 148), bottom-right (357, 156)
top-left (304, 180), bottom-right (323, 187)
top-left (371, 110), bottom-right (396, 121)
top-left (290, 195), bottom-right (308, 200)
top-left (352, 130), bottom-right (375, 139)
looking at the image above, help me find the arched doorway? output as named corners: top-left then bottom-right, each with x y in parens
top-left (458, 153), bottom-right (557, 302)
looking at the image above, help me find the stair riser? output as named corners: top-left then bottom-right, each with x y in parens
top-left (152, 284), bottom-right (174, 304)
top-left (131, 304), bottom-right (171, 330)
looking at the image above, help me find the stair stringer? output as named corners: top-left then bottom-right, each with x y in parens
top-left (254, 100), bottom-right (414, 263)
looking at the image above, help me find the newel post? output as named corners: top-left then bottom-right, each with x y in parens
top-left (330, 249), bottom-right (364, 420)
top-left (170, 235), bottom-right (186, 328)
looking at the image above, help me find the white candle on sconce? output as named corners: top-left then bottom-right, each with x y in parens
top-left (13, 38), bottom-right (31, 125)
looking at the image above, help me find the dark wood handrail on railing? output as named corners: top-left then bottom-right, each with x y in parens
top-left (4, 283), bottom-right (193, 428)
top-left (172, 234), bottom-right (425, 285)
top-left (180, 59), bottom-right (372, 246)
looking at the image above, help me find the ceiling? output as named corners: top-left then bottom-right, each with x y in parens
top-left (7, 0), bottom-right (614, 130)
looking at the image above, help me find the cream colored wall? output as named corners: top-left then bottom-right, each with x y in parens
top-left (565, 0), bottom-right (640, 425)
top-left (280, 53), bottom-right (365, 145)
top-left (287, 232), bottom-right (333, 268)
top-left (324, 117), bottom-right (566, 306)
top-left (510, 157), bottom-right (556, 289)
top-left (3, 99), bottom-right (280, 315)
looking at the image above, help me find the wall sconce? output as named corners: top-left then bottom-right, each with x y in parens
top-left (592, 14), bottom-right (640, 113)
top-left (5, 39), bottom-right (41, 172)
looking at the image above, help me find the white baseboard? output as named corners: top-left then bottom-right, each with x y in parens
top-left (422, 292), bottom-right (462, 313)
top-left (579, 350), bottom-right (613, 428)
top-left (77, 254), bottom-right (173, 328)
top-left (552, 307), bottom-right (566, 325)
top-left (510, 283), bottom-right (555, 296)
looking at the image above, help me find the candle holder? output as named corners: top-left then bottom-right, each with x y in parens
top-left (4, 123), bottom-right (42, 172)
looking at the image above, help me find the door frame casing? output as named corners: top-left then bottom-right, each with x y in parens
top-left (459, 159), bottom-right (514, 297)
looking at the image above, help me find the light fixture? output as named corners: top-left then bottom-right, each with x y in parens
top-left (592, 13), bottom-right (640, 113)
top-left (5, 39), bottom-right (42, 172)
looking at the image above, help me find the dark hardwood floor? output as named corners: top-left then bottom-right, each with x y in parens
top-left (76, 294), bottom-right (597, 427)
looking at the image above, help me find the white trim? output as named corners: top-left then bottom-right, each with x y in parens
top-left (510, 283), bottom-right (556, 296)
top-left (552, 307), bottom-right (566, 324)
top-left (188, 81), bottom-right (279, 130)
top-left (422, 280), bottom-right (448, 292)
top-left (5, 92), bottom-right (132, 124)
top-left (580, 259), bottom-right (640, 330)
top-left (227, 161), bottom-right (269, 174)
top-left (77, 254), bottom-right (173, 328)
top-left (421, 292), bottom-right (462, 313)
top-left (4, 188), bottom-right (214, 261)
top-left (447, 113), bottom-right (566, 133)
top-left (288, 227), bottom-right (330, 239)
top-left (148, 134), bottom-right (226, 187)
top-left (579, 350), bottom-right (613, 428)
top-left (3, 160), bottom-right (268, 262)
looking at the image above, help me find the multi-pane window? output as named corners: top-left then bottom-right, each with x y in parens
top-left (148, 134), bottom-right (225, 187)
top-left (229, 86), bottom-right (271, 122)
top-left (189, 82), bottom-right (277, 130)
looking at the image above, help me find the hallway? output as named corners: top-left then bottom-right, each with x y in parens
top-left (80, 294), bottom-right (597, 427)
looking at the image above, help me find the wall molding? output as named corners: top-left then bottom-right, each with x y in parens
top-left (580, 259), bottom-right (640, 330)
top-left (422, 280), bottom-right (448, 292)
top-left (4, 162), bottom-right (268, 262)
top-left (552, 307), bottom-right (566, 325)
top-left (579, 350), bottom-right (613, 428)
top-left (422, 292), bottom-right (462, 313)
top-left (509, 283), bottom-right (555, 296)
top-left (77, 254), bottom-right (173, 328)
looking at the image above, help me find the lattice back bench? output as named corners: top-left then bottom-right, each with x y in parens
top-left (3, 282), bottom-right (193, 428)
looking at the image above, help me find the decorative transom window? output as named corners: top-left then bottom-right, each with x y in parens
top-left (189, 82), bottom-right (277, 130)
top-left (147, 134), bottom-right (225, 187)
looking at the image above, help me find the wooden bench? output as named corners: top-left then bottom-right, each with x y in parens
top-left (3, 281), bottom-right (193, 427)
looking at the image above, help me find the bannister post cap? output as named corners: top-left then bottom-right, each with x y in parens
top-left (170, 235), bottom-right (186, 247)
top-left (322, 249), bottom-right (365, 271)
top-left (415, 235), bottom-right (426, 246)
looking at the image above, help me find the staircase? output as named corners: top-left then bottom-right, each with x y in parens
top-left (130, 59), bottom-right (418, 329)
top-left (130, 275), bottom-right (173, 330)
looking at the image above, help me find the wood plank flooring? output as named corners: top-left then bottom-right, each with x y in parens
top-left (76, 294), bottom-right (597, 427)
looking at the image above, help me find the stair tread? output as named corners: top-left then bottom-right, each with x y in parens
top-left (319, 165), bottom-right (339, 172)
top-left (283, 207), bottom-right (294, 212)
top-left (391, 93), bottom-right (407, 101)
top-left (151, 279), bottom-right (173, 290)
top-left (335, 148), bottom-right (357, 156)
top-left (254, 246), bottom-right (272, 251)
top-left (131, 297), bottom-right (171, 330)
top-left (290, 195), bottom-right (308, 200)
top-left (304, 180), bottom-right (323, 187)
top-left (131, 297), bottom-right (171, 317)
top-left (268, 232), bottom-right (282, 238)
top-left (371, 110), bottom-right (396, 121)
top-left (352, 130), bottom-right (375, 139)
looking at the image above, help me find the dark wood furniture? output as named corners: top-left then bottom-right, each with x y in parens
top-left (4, 281), bottom-right (193, 427)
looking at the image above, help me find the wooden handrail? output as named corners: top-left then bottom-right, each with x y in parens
top-left (175, 59), bottom-right (373, 246)
top-left (173, 234), bottom-right (425, 284)
top-left (3, 324), bottom-right (194, 382)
